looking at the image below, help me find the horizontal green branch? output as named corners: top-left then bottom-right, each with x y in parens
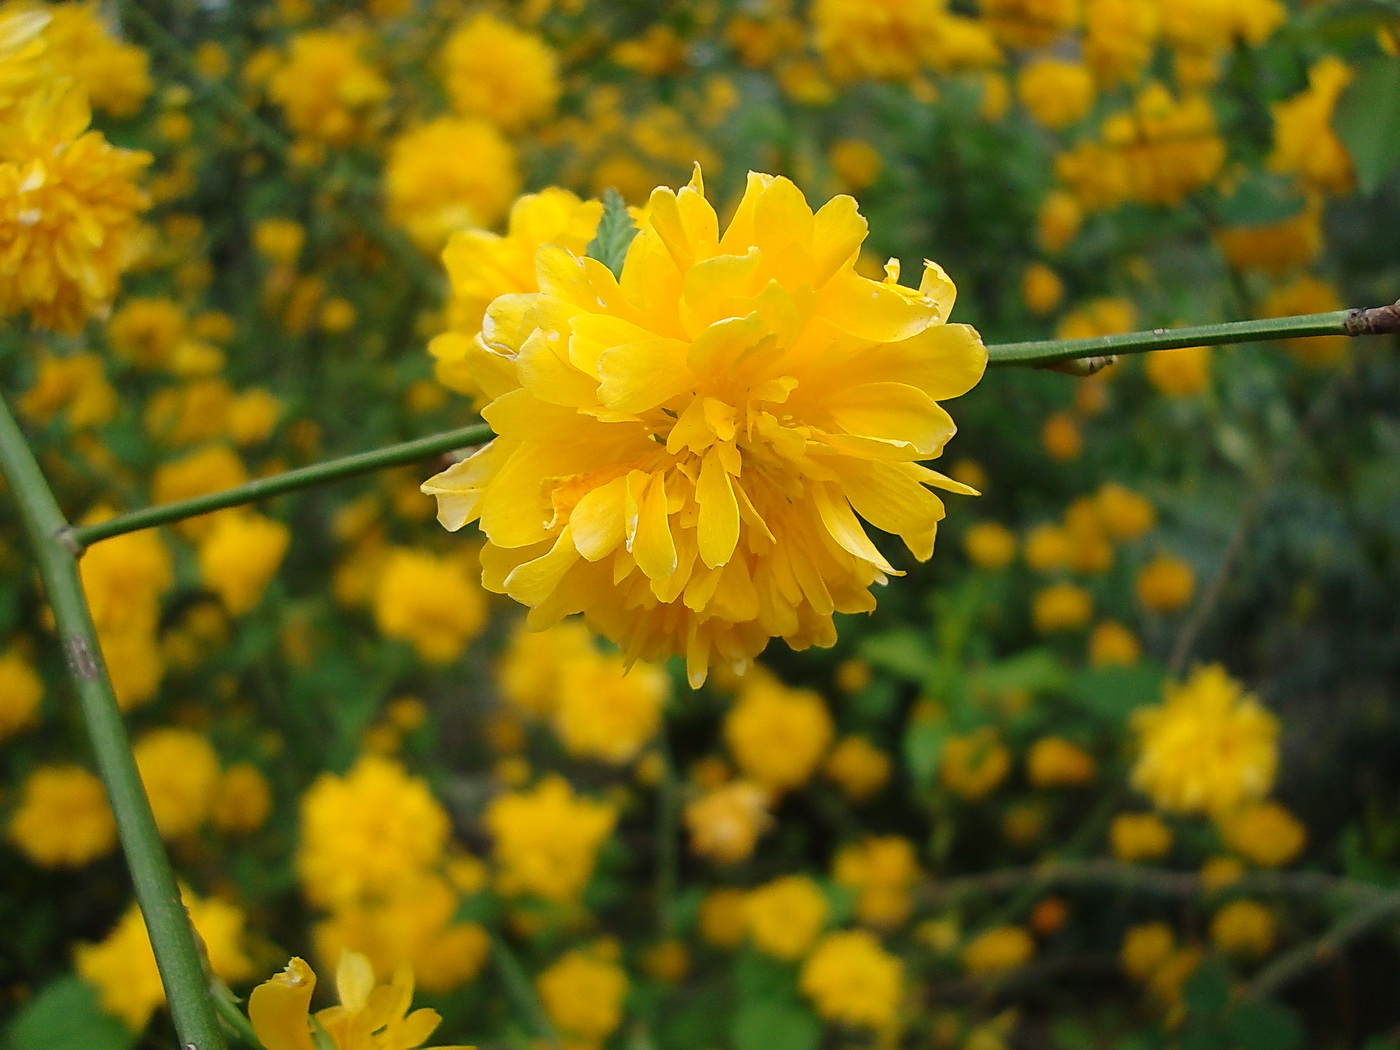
top-left (987, 302), bottom-right (1399, 368)
top-left (69, 423), bottom-right (492, 548)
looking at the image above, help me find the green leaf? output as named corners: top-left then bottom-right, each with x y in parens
top-left (4, 976), bottom-right (138, 1050)
top-left (1334, 57), bottom-right (1400, 195)
top-left (733, 949), bottom-right (798, 1003)
top-left (586, 187), bottom-right (640, 279)
top-left (969, 648), bottom-right (1067, 698)
top-left (903, 720), bottom-right (949, 788)
top-left (1182, 958), bottom-right (1231, 1018)
top-left (859, 628), bottom-right (935, 681)
top-left (1215, 171), bottom-right (1307, 227)
top-left (1065, 664), bottom-right (1164, 724)
top-left (730, 1000), bottom-right (821, 1050)
top-left (1227, 1001), bottom-right (1303, 1050)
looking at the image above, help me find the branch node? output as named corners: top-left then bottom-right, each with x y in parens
top-left (1038, 355), bottom-right (1118, 377)
top-left (1344, 299), bottom-right (1400, 337)
top-left (53, 525), bottom-right (84, 557)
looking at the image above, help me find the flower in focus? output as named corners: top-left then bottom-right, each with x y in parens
top-left (1132, 664), bottom-right (1279, 815)
top-left (373, 548), bottom-right (487, 664)
top-left (78, 890), bottom-right (253, 1031)
top-left (486, 774), bottom-right (616, 902)
top-left (298, 755), bottom-right (451, 908)
top-left (551, 651), bottom-right (669, 764)
top-left (9, 763), bottom-right (116, 867)
top-left (422, 168), bottom-right (986, 685)
top-left (385, 118), bottom-right (520, 253)
top-left (267, 30), bottom-right (389, 147)
top-left (440, 13), bottom-right (560, 133)
top-left (536, 948), bottom-right (628, 1048)
top-left (684, 779), bottom-right (772, 863)
top-left (799, 929), bottom-right (903, 1029)
top-left (960, 925), bottom-right (1035, 975)
top-left (745, 875), bottom-right (829, 959)
top-left (0, 85), bottom-right (150, 332)
top-left (249, 951), bottom-right (467, 1050)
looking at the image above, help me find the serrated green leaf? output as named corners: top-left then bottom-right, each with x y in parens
top-left (1334, 58), bottom-right (1400, 195)
top-left (586, 187), bottom-right (639, 279)
top-left (4, 976), bottom-right (138, 1050)
top-left (730, 1000), bottom-right (821, 1050)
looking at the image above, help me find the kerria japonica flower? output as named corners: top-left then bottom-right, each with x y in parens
top-left (423, 168), bottom-right (987, 685)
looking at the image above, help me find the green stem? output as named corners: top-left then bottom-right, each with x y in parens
top-left (0, 397), bottom-right (227, 1050)
top-left (986, 310), bottom-right (1353, 367)
top-left (490, 934), bottom-right (562, 1050)
top-left (653, 738), bottom-right (680, 938)
top-left (69, 422), bottom-right (491, 548)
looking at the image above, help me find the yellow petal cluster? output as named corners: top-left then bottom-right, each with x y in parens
top-left (799, 929), bottom-right (903, 1029)
top-left (1131, 664), bottom-right (1279, 815)
top-left (485, 774), bottom-right (616, 902)
top-left (440, 13), bottom-right (560, 133)
top-left (422, 168), bottom-right (985, 685)
top-left (0, 86), bottom-right (150, 332)
top-left (833, 835), bottom-right (921, 928)
top-left (9, 763), bottom-right (116, 866)
top-left (745, 874), bottom-right (829, 959)
top-left (535, 949), bottom-right (628, 1048)
top-left (133, 727), bottom-right (221, 839)
top-left (267, 30), bottom-right (389, 147)
top-left (723, 670), bottom-right (834, 792)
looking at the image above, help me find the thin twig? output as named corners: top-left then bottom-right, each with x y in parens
top-left (1245, 890), bottom-right (1400, 1000)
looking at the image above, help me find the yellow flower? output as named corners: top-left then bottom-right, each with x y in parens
top-left (1259, 275), bottom-right (1349, 365)
top-left (1037, 191), bottom-right (1082, 254)
top-left (799, 929), bottom-right (903, 1029)
top-left (833, 836), bottom-right (920, 929)
top-left (254, 217), bottom-right (305, 264)
top-left (432, 189), bottom-right (602, 398)
top-left (1201, 854), bottom-right (1245, 890)
top-left (745, 875), bottom-right (829, 959)
top-left (0, 647), bottom-right (42, 739)
top-left (373, 548), bottom-right (487, 664)
top-left (724, 672), bottom-right (834, 792)
top-left (198, 511), bottom-right (291, 616)
top-left (1216, 198), bottom-right (1323, 276)
top-left (78, 891), bottom-right (253, 1031)
top-left (1041, 412), bottom-right (1082, 461)
top-left (699, 888), bottom-right (750, 947)
top-left (385, 118), bottom-right (519, 253)
top-left (823, 735), bottom-right (892, 801)
top-left (960, 925), bottom-right (1035, 975)
top-left (1027, 737), bottom-right (1097, 787)
top-left (1268, 56), bottom-right (1354, 196)
top-left (552, 651), bottom-right (669, 764)
top-left (422, 168), bottom-right (986, 685)
top-left (298, 755), bottom-right (451, 908)
top-left (1136, 552), bottom-right (1195, 613)
top-left (536, 947), bottom-right (628, 1043)
top-left (0, 85), bottom-right (150, 332)
top-left (1110, 812), bottom-right (1173, 861)
top-left (1024, 523), bottom-right (1072, 573)
top-left (107, 296), bottom-right (186, 368)
top-left (1217, 800), bottom-right (1306, 867)
top-left (497, 617), bottom-right (598, 719)
top-left (249, 951), bottom-right (467, 1050)
top-left (440, 13), bottom-right (560, 133)
top-left (828, 139), bottom-right (883, 191)
top-left (133, 727), bottom-right (221, 840)
top-left (1083, 0), bottom-right (1159, 86)
top-left (1089, 620), bottom-right (1142, 667)
top-left (1033, 581), bottom-right (1093, 633)
top-left (983, 0), bottom-right (1081, 49)
top-left (811, 0), bottom-right (947, 82)
top-left (228, 388), bottom-right (284, 446)
top-left (1132, 664), bottom-right (1279, 814)
top-left (1017, 58), bottom-right (1095, 131)
top-left (1210, 899), bottom-right (1276, 958)
top-left (213, 762), bottom-right (273, 835)
top-left (27, 2), bottom-right (152, 118)
top-left (9, 764), bottom-right (116, 867)
top-left (0, 6), bottom-right (47, 118)
top-left (683, 779), bottom-right (772, 863)
top-left (1121, 922), bottom-right (1174, 980)
top-left (1144, 344), bottom-right (1211, 397)
top-left (1021, 262), bottom-right (1064, 316)
top-left (151, 445), bottom-right (250, 539)
top-left (268, 30), bottom-right (389, 147)
top-left (940, 727), bottom-right (1011, 799)
top-left (1096, 482), bottom-right (1155, 540)
top-left (313, 877), bottom-right (491, 994)
top-left (487, 775), bottom-right (616, 902)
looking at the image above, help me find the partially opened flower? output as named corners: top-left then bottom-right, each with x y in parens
top-left (424, 167), bottom-right (986, 685)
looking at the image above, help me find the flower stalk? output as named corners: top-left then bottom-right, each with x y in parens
top-left (0, 396), bottom-right (228, 1050)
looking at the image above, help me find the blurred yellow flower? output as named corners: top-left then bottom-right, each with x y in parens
top-left (1268, 56), bottom-right (1354, 196)
top-left (198, 511), bottom-right (290, 616)
top-left (1027, 736), bottom-right (1097, 787)
top-left (497, 617), bottom-right (598, 719)
top-left (834, 835), bottom-right (920, 929)
top-left (422, 168), bottom-right (985, 685)
top-left (1096, 482), bottom-right (1156, 541)
top-left (823, 735), bottom-right (892, 801)
top-left (698, 888), bottom-right (750, 947)
top-left (941, 727), bottom-right (1011, 799)
top-left (107, 296), bottom-right (185, 368)
top-left (960, 925), bottom-right (1035, 975)
top-left (964, 521), bottom-right (1016, 571)
top-left (1033, 581), bottom-right (1093, 633)
top-left (1136, 551), bottom-right (1195, 613)
top-left (441, 13), bottom-right (560, 133)
top-left (1083, 0), bottom-right (1159, 85)
top-left (828, 139), bottom-right (883, 191)
top-left (1021, 262), bottom-right (1064, 316)
top-left (1037, 191), bottom-right (1082, 254)
top-left (811, 0), bottom-right (946, 82)
top-left (372, 548), bottom-right (486, 664)
top-left (724, 672), bottom-right (833, 793)
top-left (213, 762), bottom-right (273, 835)
top-left (1017, 58), bottom-right (1094, 131)
top-left (134, 727), bottom-right (221, 839)
top-left (1089, 620), bottom-right (1142, 667)
top-left (800, 929), bottom-right (903, 1028)
top-left (1041, 412), bottom-right (1082, 461)
top-left (1209, 899), bottom-right (1276, 958)
top-left (299, 755), bottom-right (451, 908)
top-left (268, 30), bottom-right (389, 147)
top-left (1120, 921), bottom-right (1174, 980)
top-left (0, 648), bottom-right (42, 739)
top-left (487, 774), bottom-right (616, 902)
top-left (552, 651), bottom-right (669, 764)
top-left (536, 949), bottom-right (628, 1046)
top-left (9, 764), bottom-right (116, 867)
top-left (684, 779), bottom-right (772, 863)
top-left (1132, 664), bottom-right (1279, 814)
top-left (1259, 274), bottom-right (1349, 365)
top-left (78, 891), bottom-right (253, 1031)
top-left (1110, 811), bottom-right (1172, 861)
top-left (983, 0), bottom-right (1081, 49)
top-left (745, 875), bottom-right (829, 959)
top-left (29, 2), bottom-right (152, 118)
top-left (1217, 800), bottom-right (1306, 867)
top-left (385, 118), bottom-right (519, 252)
top-left (1144, 344), bottom-right (1210, 397)
top-left (0, 85), bottom-right (150, 332)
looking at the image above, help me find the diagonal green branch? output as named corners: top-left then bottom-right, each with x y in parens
top-left (0, 396), bottom-right (227, 1050)
top-left (69, 422), bottom-right (492, 549)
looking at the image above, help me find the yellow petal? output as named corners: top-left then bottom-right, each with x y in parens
top-left (570, 476), bottom-right (628, 561)
top-left (696, 452), bottom-right (740, 568)
top-left (517, 328), bottom-right (596, 406)
top-left (631, 473), bottom-right (678, 580)
top-left (810, 194), bottom-right (867, 287)
top-left (335, 950), bottom-right (376, 1013)
top-left (918, 259), bottom-right (957, 318)
top-left (813, 484), bottom-right (897, 573)
top-left (827, 382), bottom-right (956, 456)
top-left (421, 443), bottom-right (500, 532)
top-left (597, 338), bottom-right (692, 413)
top-left (830, 460), bottom-right (946, 556)
top-left (817, 267), bottom-right (940, 342)
top-left (503, 527), bottom-right (580, 607)
top-left (248, 958), bottom-right (317, 1050)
